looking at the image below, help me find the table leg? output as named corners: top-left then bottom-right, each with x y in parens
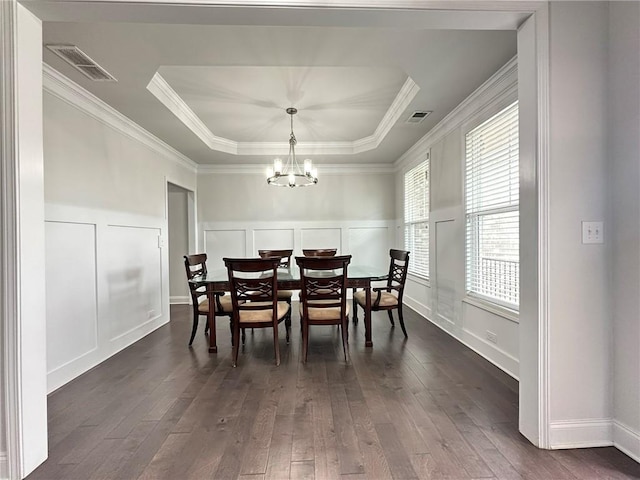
top-left (365, 283), bottom-right (373, 347)
top-left (208, 290), bottom-right (217, 353)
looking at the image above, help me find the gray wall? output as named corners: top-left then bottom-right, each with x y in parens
top-left (548, 0), bottom-right (610, 426)
top-left (198, 172), bottom-right (395, 223)
top-left (610, 0), bottom-right (640, 455)
top-left (394, 59), bottom-right (520, 379)
top-left (42, 80), bottom-right (197, 393)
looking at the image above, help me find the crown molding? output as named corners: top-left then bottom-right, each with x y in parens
top-left (356, 76), bottom-right (421, 154)
top-left (146, 72), bottom-right (237, 154)
top-left (197, 162), bottom-right (395, 174)
top-left (43, 64), bottom-right (198, 173)
top-left (147, 71), bottom-right (419, 156)
top-left (394, 55), bottom-right (518, 171)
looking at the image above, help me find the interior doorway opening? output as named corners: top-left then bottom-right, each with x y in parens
top-left (167, 182), bottom-right (196, 308)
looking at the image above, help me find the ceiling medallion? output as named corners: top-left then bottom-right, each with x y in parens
top-left (266, 107), bottom-right (318, 188)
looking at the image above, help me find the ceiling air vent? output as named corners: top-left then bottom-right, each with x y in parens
top-left (405, 111), bottom-right (431, 124)
top-left (46, 44), bottom-right (117, 82)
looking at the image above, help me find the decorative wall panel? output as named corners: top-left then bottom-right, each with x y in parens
top-left (253, 229), bottom-right (294, 253)
top-left (45, 221), bottom-right (98, 373)
top-left (105, 225), bottom-right (163, 340)
top-left (300, 228), bottom-right (341, 252)
top-left (204, 229), bottom-right (246, 270)
top-left (347, 226), bottom-right (389, 269)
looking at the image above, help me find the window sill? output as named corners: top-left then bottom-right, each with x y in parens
top-left (407, 273), bottom-right (430, 288)
top-left (462, 296), bottom-right (519, 323)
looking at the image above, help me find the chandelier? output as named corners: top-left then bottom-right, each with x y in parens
top-left (266, 107), bottom-right (318, 187)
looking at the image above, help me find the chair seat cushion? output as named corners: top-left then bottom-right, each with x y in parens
top-left (198, 293), bottom-right (233, 314)
top-left (299, 300), bottom-right (350, 321)
top-left (238, 301), bottom-right (290, 323)
top-left (354, 290), bottom-right (398, 308)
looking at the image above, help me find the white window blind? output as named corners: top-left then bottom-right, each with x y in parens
top-left (404, 156), bottom-right (429, 279)
top-left (465, 102), bottom-right (519, 309)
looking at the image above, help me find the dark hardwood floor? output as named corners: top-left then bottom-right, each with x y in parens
top-left (28, 304), bottom-right (640, 480)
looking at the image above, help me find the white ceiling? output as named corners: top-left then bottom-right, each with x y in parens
top-left (27, 1), bottom-right (521, 166)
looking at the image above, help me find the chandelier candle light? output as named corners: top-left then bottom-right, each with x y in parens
top-left (266, 107), bottom-right (318, 187)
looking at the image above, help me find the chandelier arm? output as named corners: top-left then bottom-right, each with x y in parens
top-left (266, 107), bottom-right (318, 187)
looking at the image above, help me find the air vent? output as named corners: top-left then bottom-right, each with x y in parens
top-left (46, 44), bottom-right (117, 82)
top-left (406, 111), bottom-right (432, 124)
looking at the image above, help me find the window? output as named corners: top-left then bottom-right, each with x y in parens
top-left (404, 156), bottom-right (429, 279)
top-left (465, 102), bottom-right (519, 309)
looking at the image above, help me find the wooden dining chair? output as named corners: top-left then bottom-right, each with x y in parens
top-left (302, 248), bottom-right (338, 257)
top-left (353, 249), bottom-right (410, 337)
top-left (184, 254), bottom-right (233, 349)
top-left (224, 257), bottom-right (291, 367)
top-left (258, 249), bottom-right (294, 330)
top-left (296, 255), bottom-right (352, 363)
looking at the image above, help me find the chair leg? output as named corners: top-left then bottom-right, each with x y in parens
top-left (230, 319), bottom-right (234, 346)
top-left (285, 304), bottom-right (291, 344)
top-left (387, 310), bottom-right (395, 326)
top-left (242, 329), bottom-right (246, 345)
top-left (397, 306), bottom-right (408, 338)
top-left (273, 323), bottom-right (281, 366)
top-left (352, 290), bottom-right (358, 324)
top-left (188, 311), bottom-right (199, 346)
top-left (232, 324), bottom-right (240, 367)
top-left (302, 320), bottom-right (309, 364)
top-left (340, 319), bottom-right (349, 362)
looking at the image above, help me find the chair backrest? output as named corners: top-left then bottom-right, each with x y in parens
top-left (302, 248), bottom-right (338, 257)
top-left (184, 253), bottom-right (207, 280)
top-left (184, 254), bottom-right (208, 301)
top-left (223, 257), bottom-right (281, 321)
top-left (386, 249), bottom-right (410, 300)
top-left (258, 249), bottom-right (293, 268)
top-left (296, 255), bottom-right (351, 315)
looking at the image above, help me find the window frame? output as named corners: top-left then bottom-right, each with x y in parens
top-left (463, 100), bottom-right (520, 314)
top-left (403, 152), bottom-right (430, 282)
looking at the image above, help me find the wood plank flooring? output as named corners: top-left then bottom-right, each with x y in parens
top-left (28, 304), bottom-right (640, 480)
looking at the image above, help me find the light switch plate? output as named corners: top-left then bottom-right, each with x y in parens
top-left (582, 221), bottom-right (604, 244)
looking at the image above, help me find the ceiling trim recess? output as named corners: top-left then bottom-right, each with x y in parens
top-left (197, 163), bottom-right (395, 174)
top-left (43, 64), bottom-right (199, 172)
top-left (147, 72), bottom-right (419, 156)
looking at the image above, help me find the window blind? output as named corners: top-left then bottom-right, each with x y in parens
top-left (404, 157), bottom-right (429, 279)
top-left (465, 102), bottom-right (519, 309)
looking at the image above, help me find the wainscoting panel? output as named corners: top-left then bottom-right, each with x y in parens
top-left (203, 229), bottom-right (247, 270)
top-left (253, 228), bottom-right (295, 253)
top-left (45, 221), bottom-right (98, 377)
top-left (105, 225), bottom-right (163, 341)
top-left (301, 227), bottom-right (342, 252)
top-left (434, 219), bottom-right (458, 327)
top-left (347, 226), bottom-right (389, 270)
top-left (45, 204), bottom-right (170, 393)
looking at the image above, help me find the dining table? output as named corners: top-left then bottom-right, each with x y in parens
top-left (189, 264), bottom-right (389, 353)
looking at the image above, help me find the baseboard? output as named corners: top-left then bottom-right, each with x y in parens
top-left (0, 451), bottom-right (7, 480)
top-left (549, 419), bottom-right (613, 449)
top-left (403, 296), bottom-right (431, 321)
top-left (613, 420), bottom-right (640, 463)
top-left (461, 328), bottom-right (519, 380)
top-left (47, 316), bottom-right (168, 394)
top-left (170, 296), bottom-right (190, 304)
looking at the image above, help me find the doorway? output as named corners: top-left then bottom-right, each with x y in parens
top-left (167, 182), bottom-right (196, 307)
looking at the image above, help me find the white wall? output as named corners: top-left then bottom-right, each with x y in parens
top-left (43, 68), bottom-right (197, 393)
top-left (395, 58), bottom-right (520, 379)
top-left (168, 184), bottom-right (190, 303)
top-left (197, 171), bottom-right (396, 271)
top-left (547, 1), bottom-right (611, 448)
top-left (609, 1), bottom-right (640, 462)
